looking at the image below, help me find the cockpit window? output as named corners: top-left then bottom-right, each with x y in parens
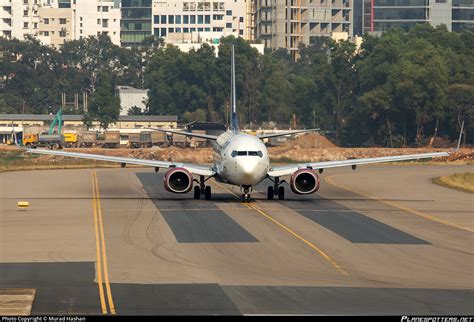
top-left (231, 151), bottom-right (263, 158)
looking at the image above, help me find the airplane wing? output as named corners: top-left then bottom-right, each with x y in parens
top-left (267, 152), bottom-right (450, 177)
top-left (257, 129), bottom-right (320, 139)
top-left (145, 128), bottom-right (219, 140)
top-left (25, 149), bottom-right (216, 177)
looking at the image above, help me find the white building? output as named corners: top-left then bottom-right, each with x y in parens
top-left (72, 0), bottom-right (121, 45)
top-left (37, 6), bottom-right (73, 48)
top-left (116, 86), bottom-right (149, 116)
top-left (0, 0), bottom-right (121, 46)
top-left (1, 0), bottom-right (41, 40)
top-left (151, 0), bottom-right (249, 44)
top-left (166, 33), bottom-right (265, 54)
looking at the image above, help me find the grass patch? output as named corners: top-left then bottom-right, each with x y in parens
top-left (433, 172), bottom-right (474, 193)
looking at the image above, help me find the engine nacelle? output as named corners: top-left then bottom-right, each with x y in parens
top-left (164, 168), bottom-right (193, 193)
top-left (290, 169), bottom-right (320, 194)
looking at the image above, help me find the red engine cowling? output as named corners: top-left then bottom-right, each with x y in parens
top-left (164, 168), bottom-right (193, 193)
top-left (290, 169), bottom-right (320, 194)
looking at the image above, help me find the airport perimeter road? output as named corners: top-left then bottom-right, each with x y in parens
top-left (0, 165), bottom-right (472, 315)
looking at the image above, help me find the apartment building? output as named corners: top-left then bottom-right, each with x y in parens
top-left (37, 5), bottom-right (73, 47)
top-left (1, 0), bottom-right (121, 46)
top-left (255, 0), bottom-right (353, 58)
top-left (121, 0), bottom-right (152, 46)
top-left (73, 0), bottom-right (121, 45)
top-left (151, 0), bottom-right (248, 43)
top-left (0, 0), bottom-right (41, 40)
top-left (361, 0), bottom-right (474, 34)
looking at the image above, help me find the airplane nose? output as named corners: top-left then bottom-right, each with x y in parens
top-left (241, 160), bottom-right (257, 175)
top-left (236, 158), bottom-right (261, 184)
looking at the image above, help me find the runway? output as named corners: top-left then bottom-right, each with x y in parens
top-left (0, 164), bottom-right (472, 315)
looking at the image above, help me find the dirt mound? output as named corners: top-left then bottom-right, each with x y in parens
top-left (282, 133), bottom-right (337, 149)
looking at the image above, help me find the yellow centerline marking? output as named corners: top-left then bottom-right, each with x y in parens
top-left (92, 172), bottom-right (107, 314)
top-left (325, 174), bottom-right (474, 233)
top-left (213, 181), bottom-right (349, 276)
top-left (92, 171), bottom-right (116, 314)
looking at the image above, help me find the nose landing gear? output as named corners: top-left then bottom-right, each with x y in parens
top-left (241, 185), bottom-right (252, 202)
top-left (267, 177), bottom-right (285, 200)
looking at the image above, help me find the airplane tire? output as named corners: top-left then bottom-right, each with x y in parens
top-left (278, 186), bottom-right (285, 200)
top-left (204, 186), bottom-right (212, 200)
top-left (194, 186), bottom-right (201, 199)
top-left (267, 186), bottom-right (274, 200)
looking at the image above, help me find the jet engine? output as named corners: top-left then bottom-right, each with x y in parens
top-left (164, 168), bottom-right (193, 193)
top-left (290, 169), bottom-right (320, 194)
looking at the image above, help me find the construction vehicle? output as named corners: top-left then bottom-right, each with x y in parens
top-left (128, 131), bottom-right (152, 148)
top-left (80, 132), bottom-right (97, 147)
top-left (22, 134), bottom-right (39, 147)
top-left (151, 131), bottom-right (168, 147)
top-left (170, 131), bottom-right (187, 147)
top-left (37, 109), bottom-right (64, 149)
top-left (64, 133), bottom-right (78, 148)
top-left (38, 134), bottom-right (63, 149)
top-left (98, 131), bottom-right (120, 148)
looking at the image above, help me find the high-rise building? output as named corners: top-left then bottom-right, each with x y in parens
top-left (255, 0), bottom-right (353, 58)
top-left (452, 0), bottom-right (474, 32)
top-left (37, 6), bottom-right (73, 48)
top-left (361, 0), bottom-right (474, 34)
top-left (120, 0), bottom-right (152, 46)
top-left (73, 0), bottom-right (121, 45)
top-left (6, 0), bottom-right (41, 41)
top-left (0, 1), bottom-right (13, 39)
top-left (151, 0), bottom-right (247, 43)
top-left (1, 0), bottom-right (121, 46)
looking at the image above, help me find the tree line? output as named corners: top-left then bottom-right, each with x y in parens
top-left (0, 24), bottom-right (472, 146)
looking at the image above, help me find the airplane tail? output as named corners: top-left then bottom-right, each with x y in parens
top-left (230, 44), bottom-right (239, 132)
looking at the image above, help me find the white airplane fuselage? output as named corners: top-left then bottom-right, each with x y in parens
top-left (213, 130), bottom-right (270, 186)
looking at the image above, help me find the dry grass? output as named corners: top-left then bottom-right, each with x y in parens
top-left (433, 172), bottom-right (474, 193)
top-left (0, 150), bottom-right (123, 173)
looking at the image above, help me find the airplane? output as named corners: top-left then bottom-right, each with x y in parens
top-left (13, 45), bottom-right (461, 202)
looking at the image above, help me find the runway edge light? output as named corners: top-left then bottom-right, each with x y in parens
top-left (17, 201), bottom-right (29, 210)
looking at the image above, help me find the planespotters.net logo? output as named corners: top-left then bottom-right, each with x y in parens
top-left (402, 317), bottom-right (474, 322)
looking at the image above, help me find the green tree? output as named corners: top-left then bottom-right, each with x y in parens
top-left (84, 72), bottom-right (120, 129)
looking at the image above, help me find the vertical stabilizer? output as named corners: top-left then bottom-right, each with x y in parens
top-left (230, 45), bottom-right (239, 132)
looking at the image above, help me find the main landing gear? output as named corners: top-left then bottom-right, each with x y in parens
top-left (193, 176), bottom-right (212, 200)
top-left (267, 177), bottom-right (285, 200)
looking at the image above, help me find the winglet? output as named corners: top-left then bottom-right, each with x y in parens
top-left (454, 120), bottom-right (465, 152)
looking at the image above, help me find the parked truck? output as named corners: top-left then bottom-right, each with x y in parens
top-left (22, 133), bottom-right (39, 147)
top-left (38, 133), bottom-right (64, 149)
top-left (80, 132), bottom-right (97, 147)
top-left (151, 131), bottom-right (168, 147)
top-left (170, 131), bottom-right (187, 147)
top-left (98, 131), bottom-right (120, 148)
top-left (63, 133), bottom-right (78, 148)
top-left (128, 131), bottom-right (152, 148)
